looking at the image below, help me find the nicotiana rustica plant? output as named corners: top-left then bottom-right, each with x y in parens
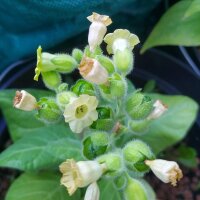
top-left (0, 12), bottom-right (199, 200)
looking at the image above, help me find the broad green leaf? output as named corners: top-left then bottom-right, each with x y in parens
top-left (6, 172), bottom-right (80, 200)
top-left (99, 179), bottom-right (121, 200)
top-left (185, 0), bottom-right (200, 18)
top-left (0, 89), bottom-right (52, 141)
top-left (0, 123), bottom-right (82, 171)
top-left (141, 1), bottom-right (200, 53)
top-left (176, 144), bottom-right (198, 168)
top-left (140, 94), bottom-right (198, 154)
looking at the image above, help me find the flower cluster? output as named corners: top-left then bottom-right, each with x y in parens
top-left (13, 12), bottom-right (183, 200)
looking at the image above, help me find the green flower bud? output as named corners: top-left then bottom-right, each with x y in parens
top-left (110, 73), bottom-right (127, 98)
top-left (96, 55), bottom-right (115, 74)
top-left (72, 48), bottom-right (83, 63)
top-left (113, 173), bottom-right (128, 190)
top-left (91, 107), bottom-right (114, 131)
top-left (51, 54), bottom-right (77, 73)
top-left (42, 71), bottom-right (61, 91)
top-left (97, 153), bottom-right (123, 177)
top-left (124, 178), bottom-right (156, 200)
top-left (56, 91), bottom-right (76, 110)
top-left (57, 83), bottom-right (69, 93)
top-left (83, 131), bottom-right (109, 160)
top-left (36, 97), bottom-right (62, 123)
top-left (123, 140), bottom-right (155, 172)
top-left (129, 119), bottom-right (150, 134)
top-left (113, 48), bottom-right (133, 74)
top-left (71, 79), bottom-right (95, 96)
top-left (34, 46), bottom-right (77, 81)
top-left (125, 91), bottom-right (153, 120)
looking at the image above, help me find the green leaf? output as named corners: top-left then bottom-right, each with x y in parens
top-left (176, 144), bottom-right (198, 168)
top-left (140, 94), bottom-right (198, 154)
top-left (185, 0), bottom-right (200, 18)
top-left (0, 123), bottom-right (82, 171)
top-left (0, 89), bottom-right (52, 141)
top-left (6, 172), bottom-right (80, 200)
top-left (141, 1), bottom-right (200, 53)
top-left (99, 179), bottom-right (121, 200)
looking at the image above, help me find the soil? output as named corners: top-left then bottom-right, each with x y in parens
top-left (146, 159), bottom-right (200, 200)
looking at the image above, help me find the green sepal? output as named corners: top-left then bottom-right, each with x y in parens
top-left (84, 45), bottom-right (103, 58)
top-left (96, 55), bottom-right (115, 74)
top-left (129, 119), bottom-right (151, 134)
top-left (71, 79), bottom-right (95, 96)
top-left (72, 48), bottom-right (83, 63)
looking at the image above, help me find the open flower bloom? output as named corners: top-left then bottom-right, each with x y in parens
top-left (84, 182), bottom-right (100, 200)
top-left (59, 159), bottom-right (106, 196)
top-left (34, 46), bottom-right (55, 81)
top-left (147, 100), bottom-right (168, 120)
top-left (104, 29), bottom-right (140, 54)
top-left (13, 90), bottom-right (37, 111)
top-left (145, 159), bottom-right (183, 186)
top-left (79, 57), bottom-right (108, 85)
top-left (63, 94), bottom-right (98, 133)
top-left (87, 12), bottom-right (112, 51)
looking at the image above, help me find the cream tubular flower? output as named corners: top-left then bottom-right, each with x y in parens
top-left (63, 94), bottom-right (98, 133)
top-left (84, 182), bottom-right (100, 200)
top-left (79, 57), bottom-right (108, 85)
top-left (59, 159), bottom-right (106, 196)
top-left (147, 100), bottom-right (168, 120)
top-left (145, 159), bottom-right (183, 186)
top-left (13, 90), bottom-right (37, 111)
top-left (104, 29), bottom-right (140, 54)
top-left (87, 12), bottom-right (112, 51)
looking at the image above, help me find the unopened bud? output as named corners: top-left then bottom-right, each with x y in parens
top-left (79, 57), bottom-right (108, 85)
top-left (36, 97), bottom-right (62, 123)
top-left (97, 153), bottom-right (123, 177)
top-left (123, 140), bottom-right (155, 172)
top-left (13, 90), bottom-right (37, 111)
top-left (91, 107), bottom-right (114, 131)
top-left (71, 79), bottom-right (95, 96)
top-left (125, 91), bottom-right (153, 120)
top-left (56, 91), bottom-right (77, 110)
top-left (42, 71), bottom-right (61, 91)
top-left (83, 131), bottom-right (109, 160)
top-left (124, 178), bottom-right (155, 200)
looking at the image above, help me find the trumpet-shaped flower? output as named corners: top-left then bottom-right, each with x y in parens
top-left (145, 159), bottom-right (183, 186)
top-left (79, 57), bottom-right (108, 85)
top-left (59, 159), bottom-right (106, 195)
top-left (63, 94), bottom-right (98, 133)
top-left (104, 29), bottom-right (140, 54)
top-left (147, 100), bottom-right (168, 120)
top-left (87, 12), bottom-right (112, 51)
top-left (13, 90), bottom-right (37, 111)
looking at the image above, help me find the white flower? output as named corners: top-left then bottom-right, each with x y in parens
top-left (87, 12), bottom-right (112, 52)
top-left (63, 94), bottom-right (98, 133)
top-left (59, 159), bottom-right (106, 196)
top-left (104, 29), bottom-right (140, 54)
top-left (13, 90), bottom-right (37, 111)
top-left (84, 182), bottom-right (100, 200)
top-left (147, 100), bottom-right (168, 120)
top-left (79, 57), bottom-right (108, 85)
top-left (145, 159), bottom-right (183, 186)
